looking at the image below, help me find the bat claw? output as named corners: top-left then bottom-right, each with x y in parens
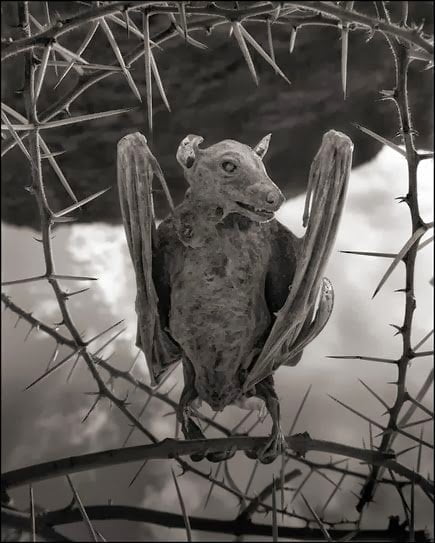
top-left (244, 448), bottom-right (258, 460)
top-left (257, 428), bottom-right (286, 464)
top-left (244, 428), bottom-right (286, 464)
top-left (207, 446), bottom-right (237, 463)
top-left (182, 417), bottom-right (206, 462)
top-left (190, 453), bottom-right (205, 462)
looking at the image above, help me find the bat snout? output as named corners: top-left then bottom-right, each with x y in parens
top-left (264, 188), bottom-right (284, 212)
top-left (250, 177), bottom-right (285, 212)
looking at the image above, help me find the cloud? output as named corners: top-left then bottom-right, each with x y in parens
top-left (1, 146), bottom-right (433, 538)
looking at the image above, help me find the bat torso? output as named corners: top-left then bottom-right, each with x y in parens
top-left (163, 202), bottom-right (275, 410)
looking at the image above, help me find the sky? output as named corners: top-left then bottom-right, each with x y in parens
top-left (1, 145), bottom-right (434, 541)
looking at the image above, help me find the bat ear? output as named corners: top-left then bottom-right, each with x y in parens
top-left (176, 134), bottom-right (204, 169)
top-left (253, 133), bottom-right (272, 159)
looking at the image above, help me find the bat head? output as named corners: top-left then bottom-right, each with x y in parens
top-left (176, 134), bottom-right (284, 223)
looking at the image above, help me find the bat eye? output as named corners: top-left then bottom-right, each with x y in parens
top-left (221, 161), bottom-right (237, 173)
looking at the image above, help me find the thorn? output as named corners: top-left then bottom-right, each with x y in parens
top-left (412, 19), bottom-right (425, 35)
top-left (372, 226), bottom-right (427, 298)
top-left (86, 319), bottom-right (124, 346)
top-left (120, 392), bottom-right (131, 408)
top-left (239, 24), bottom-right (290, 85)
top-left (365, 27), bottom-right (376, 42)
top-left (25, 349), bottom-right (82, 390)
top-left (327, 394), bottom-right (385, 431)
top-left (389, 323), bottom-right (404, 336)
top-left (24, 324), bottom-right (37, 342)
top-left (232, 22), bottom-right (259, 87)
top-left (14, 315), bottom-right (22, 328)
top-left (65, 287), bottom-right (90, 298)
top-left (327, 355), bottom-right (396, 364)
top-left (353, 122), bottom-right (406, 158)
top-left (266, 19), bottom-right (276, 71)
top-left (123, 8), bottom-right (130, 39)
top-left (128, 459), bottom-right (148, 488)
top-left (379, 88), bottom-right (397, 102)
top-left (395, 444), bottom-right (419, 458)
top-left (341, 13), bottom-right (350, 100)
top-left (53, 187), bottom-right (111, 219)
top-left (82, 394), bottom-right (102, 423)
top-left (358, 379), bottom-right (389, 410)
top-left (49, 274), bottom-right (98, 282)
top-left (66, 352), bottom-right (82, 383)
top-left (340, 249), bottom-right (396, 259)
top-left (65, 474), bottom-right (99, 541)
top-left (178, 1), bottom-right (188, 43)
top-left (46, 343), bottom-right (59, 371)
top-left (52, 319), bottom-right (64, 327)
top-left (289, 26), bottom-right (297, 53)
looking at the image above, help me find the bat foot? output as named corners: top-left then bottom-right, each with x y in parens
top-left (190, 453), bottom-right (205, 462)
top-left (183, 417), bottom-right (206, 462)
top-left (206, 446), bottom-right (237, 463)
top-left (257, 427), bottom-right (286, 464)
top-left (244, 448), bottom-right (258, 460)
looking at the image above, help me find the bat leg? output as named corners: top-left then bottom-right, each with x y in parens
top-left (177, 358), bottom-right (206, 462)
top-left (246, 375), bottom-right (286, 464)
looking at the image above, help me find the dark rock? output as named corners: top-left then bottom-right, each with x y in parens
top-left (1, 1), bottom-right (433, 229)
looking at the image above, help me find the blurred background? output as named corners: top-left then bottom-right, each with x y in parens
top-left (1, 1), bottom-right (434, 541)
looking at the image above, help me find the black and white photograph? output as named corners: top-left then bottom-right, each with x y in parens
top-left (1, 1), bottom-right (434, 541)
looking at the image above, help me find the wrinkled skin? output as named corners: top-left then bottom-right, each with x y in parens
top-left (153, 135), bottom-right (303, 463)
top-left (118, 131), bottom-right (352, 464)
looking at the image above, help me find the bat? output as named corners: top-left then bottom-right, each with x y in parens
top-left (117, 130), bottom-right (353, 463)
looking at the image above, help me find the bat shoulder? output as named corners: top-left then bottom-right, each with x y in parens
top-left (268, 218), bottom-right (302, 257)
top-left (265, 219), bottom-right (302, 315)
top-left (156, 215), bottom-right (182, 252)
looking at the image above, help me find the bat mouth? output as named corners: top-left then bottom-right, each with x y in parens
top-left (235, 201), bottom-right (275, 220)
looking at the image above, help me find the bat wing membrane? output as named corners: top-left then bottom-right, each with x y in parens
top-left (244, 130), bottom-right (353, 392)
top-left (117, 133), bottom-right (181, 386)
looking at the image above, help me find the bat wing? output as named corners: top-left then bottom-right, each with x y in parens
top-left (243, 130), bottom-right (353, 393)
top-left (117, 132), bottom-right (181, 386)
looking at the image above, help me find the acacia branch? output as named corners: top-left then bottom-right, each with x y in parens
top-left (2, 1), bottom-right (432, 61)
top-left (37, 504), bottom-right (429, 541)
top-left (237, 468), bottom-right (301, 521)
top-left (356, 2), bottom-right (433, 512)
top-left (288, 1), bottom-right (433, 54)
top-left (2, 435), bottom-right (433, 496)
top-left (1, 293), bottom-right (75, 347)
top-left (1, 507), bottom-right (72, 542)
top-left (2, 1), bottom-right (433, 536)
top-left (17, 0), bottom-right (163, 451)
top-left (1, 19), bottom-right (220, 158)
top-left (0, 293), bottom-right (406, 492)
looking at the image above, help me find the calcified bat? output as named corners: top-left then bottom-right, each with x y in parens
top-left (117, 130), bottom-right (353, 463)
